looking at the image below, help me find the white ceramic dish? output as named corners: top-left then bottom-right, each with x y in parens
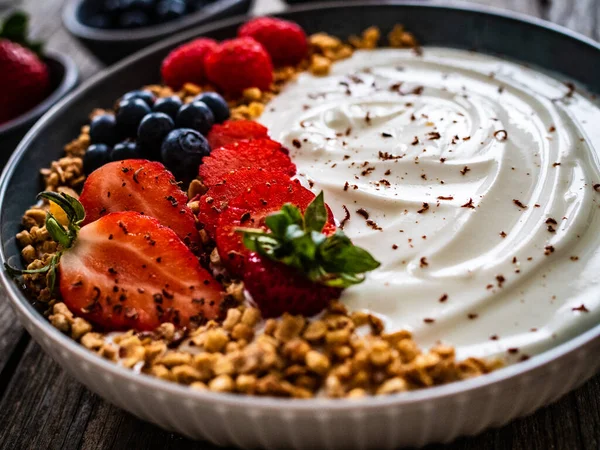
top-left (1, 2), bottom-right (599, 448)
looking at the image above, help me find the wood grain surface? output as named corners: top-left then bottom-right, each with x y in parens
top-left (0, 1), bottom-right (598, 449)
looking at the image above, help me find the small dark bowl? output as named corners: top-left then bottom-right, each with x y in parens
top-left (62, 0), bottom-right (253, 65)
top-left (0, 51), bottom-right (79, 169)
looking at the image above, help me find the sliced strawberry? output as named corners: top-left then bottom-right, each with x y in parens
top-left (244, 253), bottom-right (342, 318)
top-left (207, 119), bottom-right (269, 149)
top-left (199, 138), bottom-right (296, 187)
top-left (197, 168), bottom-right (298, 238)
top-left (79, 160), bottom-right (200, 251)
top-left (60, 212), bottom-right (224, 331)
top-left (215, 182), bottom-right (333, 277)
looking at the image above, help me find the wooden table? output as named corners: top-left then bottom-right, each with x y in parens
top-left (0, 0), bottom-right (599, 448)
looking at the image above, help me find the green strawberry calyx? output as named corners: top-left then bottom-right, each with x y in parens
top-left (0, 11), bottom-right (43, 55)
top-left (237, 191), bottom-right (381, 288)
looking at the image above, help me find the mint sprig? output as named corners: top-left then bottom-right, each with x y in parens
top-left (238, 191), bottom-right (380, 288)
top-left (4, 192), bottom-right (85, 291)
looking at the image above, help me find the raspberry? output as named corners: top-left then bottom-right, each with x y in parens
top-left (161, 38), bottom-right (218, 90)
top-left (204, 37), bottom-right (273, 96)
top-left (238, 17), bottom-right (308, 67)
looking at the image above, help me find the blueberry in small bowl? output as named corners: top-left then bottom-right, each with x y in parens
top-left (62, 0), bottom-right (253, 64)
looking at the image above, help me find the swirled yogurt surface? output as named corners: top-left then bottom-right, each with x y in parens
top-left (260, 48), bottom-right (600, 360)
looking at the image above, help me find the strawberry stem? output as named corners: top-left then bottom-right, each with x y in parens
top-left (237, 191), bottom-right (380, 288)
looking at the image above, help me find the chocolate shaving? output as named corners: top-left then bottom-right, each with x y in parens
top-left (513, 199), bottom-right (527, 209)
top-left (356, 208), bottom-right (369, 219)
top-left (460, 166), bottom-right (470, 176)
top-left (437, 196), bottom-right (453, 200)
top-left (461, 198), bottom-right (475, 209)
top-left (494, 130), bottom-right (508, 141)
top-left (427, 132), bottom-right (441, 141)
top-left (366, 220), bottom-right (382, 231)
top-left (417, 202), bottom-right (429, 214)
top-left (340, 205), bottom-right (350, 229)
top-left (420, 257), bottom-right (428, 268)
top-left (439, 294), bottom-right (448, 303)
top-left (572, 304), bottom-right (589, 313)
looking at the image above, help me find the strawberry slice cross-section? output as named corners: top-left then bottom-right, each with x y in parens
top-left (79, 159), bottom-right (200, 251)
top-left (197, 168), bottom-right (300, 239)
top-left (199, 138), bottom-right (296, 188)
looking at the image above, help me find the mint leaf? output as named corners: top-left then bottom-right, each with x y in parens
top-left (265, 212), bottom-right (291, 238)
top-left (238, 191), bottom-right (380, 289)
top-left (281, 203), bottom-right (303, 226)
top-left (304, 191), bottom-right (327, 232)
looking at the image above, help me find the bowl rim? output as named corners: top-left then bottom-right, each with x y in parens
top-left (62, 0), bottom-right (251, 42)
top-left (0, 51), bottom-right (79, 136)
top-left (3, 0), bottom-right (600, 412)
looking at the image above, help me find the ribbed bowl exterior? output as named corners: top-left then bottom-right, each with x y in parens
top-left (12, 300), bottom-right (600, 449)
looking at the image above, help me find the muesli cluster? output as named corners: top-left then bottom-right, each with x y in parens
top-left (11, 19), bottom-right (500, 398)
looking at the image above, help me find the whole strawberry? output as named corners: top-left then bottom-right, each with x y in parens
top-left (237, 190), bottom-right (380, 317)
top-left (244, 252), bottom-right (343, 318)
top-left (0, 13), bottom-right (50, 124)
top-left (205, 37), bottom-right (273, 96)
top-left (161, 38), bottom-right (218, 90)
top-left (239, 17), bottom-right (308, 67)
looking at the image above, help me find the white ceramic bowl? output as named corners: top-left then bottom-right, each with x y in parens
top-left (2, 2), bottom-right (599, 448)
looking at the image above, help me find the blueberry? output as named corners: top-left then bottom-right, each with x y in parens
top-left (161, 128), bottom-right (210, 183)
top-left (152, 95), bottom-right (182, 120)
top-left (194, 92), bottom-right (230, 124)
top-left (176, 101), bottom-right (214, 135)
top-left (116, 98), bottom-right (151, 137)
top-left (90, 114), bottom-right (118, 145)
top-left (122, 89), bottom-right (156, 107)
top-left (155, 0), bottom-right (187, 22)
top-left (103, 0), bottom-right (126, 14)
top-left (87, 14), bottom-right (113, 29)
top-left (83, 144), bottom-right (111, 174)
top-left (118, 10), bottom-right (150, 28)
top-left (111, 141), bottom-right (142, 161)
top-left (137, 112), bottom-right (175, 159)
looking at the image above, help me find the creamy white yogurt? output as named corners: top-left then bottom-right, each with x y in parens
top-left (260, 48), bottom-right (600, 360)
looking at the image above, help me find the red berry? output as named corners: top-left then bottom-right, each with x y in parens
top-left (244, 252), bottom-right (342, 318)
top-left (161, 38), bottom-right (218, 90)
top-left (238, 17), bottom-right (308, 67)
top-left (204, 37), bottom-right (273, 96)
top-left (199, 138), bottom-right (296, 187)
top-left (79, 160), bottom-right (201, 251)
top-left (215, 181), bottom-right (333, 277)
top-left (207, 119), bottom-right (269, 149)
top-left (0, 39), bottom-right (50, 124)
top-left (198, 168), bottom-right (299, 238)
top-left (60, 212), bottom-right (224, 331)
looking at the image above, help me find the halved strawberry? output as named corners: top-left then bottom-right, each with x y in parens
top-left (197, 168), bottom-right (298, 238)
top-left (79, 160), bottom-right (200, 251)
top-left (199, 138), bottom-right (296, 187)
top-left (215, 182), bottom-right (333, 277)
top-left (7, 192), bottom-right (225, 332)
top-left (207, 119), bottom-right (269, 149)
top-left (60, 211), bottom-right (223, 331)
